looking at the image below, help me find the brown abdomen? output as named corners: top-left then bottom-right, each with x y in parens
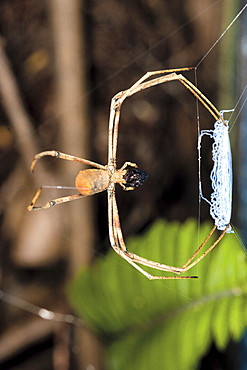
top-left (75, 169), bottom-right (109, 196)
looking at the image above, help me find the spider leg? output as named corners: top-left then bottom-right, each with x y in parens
top-left (180, 225), bottom-right (230, 271)
top-left (108, 68), bottom-right (225, 167)
top-left (119, 162), bottom-right (138, 170)
top-left (28, 187), bottom-right (85, 211)
top-left (177, 77), bottom-right (224, 123)
top-left (30, 150), bottom-right (106, 173)
top-left (108, 188), bottom-right (198, 279)
top-left (118, 183), bottom-right (135, 191)
top-left (125, 224), bottom-right (229, 277)
top-left (109, 188), bottom-right (230, 278)
top-left (181, 225), bottom-right (217, 268)
top-left (108, 70), bottom-right (193, 164)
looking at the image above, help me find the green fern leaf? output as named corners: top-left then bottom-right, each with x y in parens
top-left (69, 219), bottom-right (247, 370)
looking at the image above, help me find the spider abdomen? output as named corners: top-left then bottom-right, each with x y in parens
top-left (75, 169), bottom-right (109, 196)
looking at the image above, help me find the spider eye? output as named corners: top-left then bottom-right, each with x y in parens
top-left (123, 166), bottom-right (148, 188)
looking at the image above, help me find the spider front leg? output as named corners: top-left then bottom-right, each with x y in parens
top-left (180, 224), bottom-right (230, 271)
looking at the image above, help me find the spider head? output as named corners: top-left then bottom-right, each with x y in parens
top-left (123, 165), bottom-right (148, 189)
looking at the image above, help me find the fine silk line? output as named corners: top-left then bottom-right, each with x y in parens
top-left (196, 3), bottom-right (247, 68)
top-left (193, 68), bottom-right (203, 265)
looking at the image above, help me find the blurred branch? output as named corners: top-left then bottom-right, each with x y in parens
top-left (49, 0), bottom-right (95, 270)
top-left (49, 0), bottom-right (101, 368)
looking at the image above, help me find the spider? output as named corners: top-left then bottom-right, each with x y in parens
top-left (28, 67), bottom-right (231, 279)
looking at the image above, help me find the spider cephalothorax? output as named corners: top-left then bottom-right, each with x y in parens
top-left (123, 165), bottom-right (148, 189)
